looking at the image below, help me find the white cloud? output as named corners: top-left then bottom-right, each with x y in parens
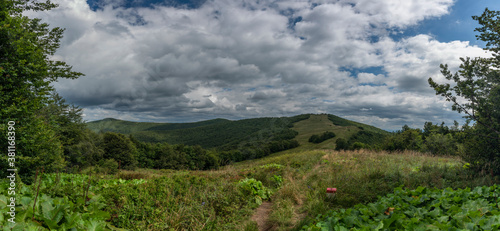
top-left (349, 0), bottom-right (454, 27)
top-left (30, 0), bottom-right (490, 130)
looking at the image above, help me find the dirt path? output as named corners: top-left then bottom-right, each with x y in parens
top-left (251, 201), bottom-right (273, 231)
top-left (251, 157), bottom-right (326, 230)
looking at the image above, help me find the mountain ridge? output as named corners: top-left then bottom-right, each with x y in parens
top-left (86, 114), bottom-right (389, 149)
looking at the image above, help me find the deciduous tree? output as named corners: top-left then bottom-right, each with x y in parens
top-left (0, 0), bottom-right (83, 181)
top-left (428, 8), bottom-right (500, 174)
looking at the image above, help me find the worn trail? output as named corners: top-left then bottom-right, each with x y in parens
top-left (251, 201), bottom-right (273, 231)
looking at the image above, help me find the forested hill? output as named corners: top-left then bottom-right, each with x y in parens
top-left (86, 114), bottom-right (389, 149)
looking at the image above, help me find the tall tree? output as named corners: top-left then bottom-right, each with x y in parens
top-left (0, 0), bottom-right (83, 181)
top-left (428, 8), bottom-right (500, 174)
top-left (101, 132), bottom-right (138, 170)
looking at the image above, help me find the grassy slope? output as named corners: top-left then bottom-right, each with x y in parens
top-left (86, 118), bottom-right (229, 135)
top-left (327, 114), bottom-right (390, 135)
top-left (86, 118), bottom-right (161, 134)
top-left (291, 114), bottom-right (361, 150)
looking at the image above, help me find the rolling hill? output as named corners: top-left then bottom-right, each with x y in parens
top-left (86, 114), bottom-right (390, 150)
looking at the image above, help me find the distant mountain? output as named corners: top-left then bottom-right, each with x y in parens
top-left (86, 114), bottom-right (389, 149)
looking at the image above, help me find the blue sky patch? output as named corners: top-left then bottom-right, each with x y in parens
top-left (86, 0), bottom-right (207, 11)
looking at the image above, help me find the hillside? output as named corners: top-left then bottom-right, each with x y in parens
top-left (86, 114), bottom-right (389, 150)
top-left (292, 114), bottom-right (363, 149)
top-left (87, 114), bottom-right (310, 149)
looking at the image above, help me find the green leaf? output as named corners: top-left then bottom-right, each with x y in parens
top-left (62, 212), bottom-right (81, 229)
top-left (437, 215), bottom-right (450, 223)
top-left (374, 220), bottom-right (384, 230)
top-left (85, 218), bottom-right (107, 231)
top-left (0, 195), bottom-right (8, 210)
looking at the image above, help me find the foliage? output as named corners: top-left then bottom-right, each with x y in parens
top-left (0, 0), bottom-right (83, 182)
top-left (0, 178), bottom-right (110, 230)
top-left (271, 175), bottom-right (284, 188)
top-left (335, 138), bottom-right (349, 150)
top-left (422, 133), bottom-right (457, 155)
top-left (242, 163), bottom-right (286, 189)
top-left (237, 178), bottom-right (272, 206)
top-left (348, 130), bottom-right (386, 148)
top-left (308, 131), bottom-right (336, 144)
top-left (259, 163), bottom-right (285, 170)
top-left (327, 114), bottom-right (390, 135)
top-left (135, 142), bottom-right (219, 170)
top-left (351, 142), bottom-right (365, 150)
top-left (9, 117), bottom-right (66, 183)
top-left (101, 132), bottom-right (138, 170)
top-left (383, 126), bottom-right (424, 152)
top-left (333, 130), bottom-right (387, 151)
top-left (38, 92), bottom-right (86, 146)
top-left (428, 8), bottom-right (500, 174)
top-left (97, 159), bottom-right (119, 175)
top-left (86, 116), bottom-right (305, 170)
top-left (381, 123), bottom-right (461, 156)
top-left (302, 185), bottom-right (500, 230)
top-left (328, 114), bottom-right (359, 127)
top-left (64, 128), bottom-right (105, 170)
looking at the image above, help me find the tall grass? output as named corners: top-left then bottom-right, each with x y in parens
top-left (12, 149), bottom-right (497, 230)
top-left (246, 149), bottom-right (499, 230)
top-left (228, 150), bottom-right (464, 229)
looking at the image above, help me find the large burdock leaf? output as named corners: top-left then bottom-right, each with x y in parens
top-left (85, 218), bottom-right (107, 231)
top-left (0, 195), bottom-right (7, 210)
top-left (40, 198), bottom-right (69, 230)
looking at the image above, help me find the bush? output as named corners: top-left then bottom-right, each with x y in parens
top-left (335, 138), bottom-right (349, 150)
top-left (97, 158), bottom-right (119, 174)
top-left (423, 133), bottom-right (457, 156)
top-left (351, 142), bottom-right (365, 150)
top-left (237, 178), bottom-right (272, 205)
top-left (309, 131), bottom-right (336, 143)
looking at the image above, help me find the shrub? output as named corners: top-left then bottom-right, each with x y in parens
top-left (97, 158), bottom-right (119, 174)
top-left (351, 142), bottom-right (365, 150)
top-left (237, 178), bottom-right (272, 205)
top-left (335, 138), bottom-right (349, 150)
top-left (309, 131), bottom-right (336, 143)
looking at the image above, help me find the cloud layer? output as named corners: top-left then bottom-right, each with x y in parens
top-left (33, 0), bottom-right (489, 130)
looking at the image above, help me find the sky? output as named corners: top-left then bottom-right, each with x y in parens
top-left (28, 0), bottom-right (500, 131)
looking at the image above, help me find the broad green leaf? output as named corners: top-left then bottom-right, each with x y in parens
top-left (85, 218), bottom-right (107, 231)
top-left (0, 195), bottom-right (8, 210)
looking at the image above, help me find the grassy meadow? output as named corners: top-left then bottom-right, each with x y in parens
top-left (3, 148), bottom-right (497, 230)
top-left (1, 114), bottom-right (498, 230)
